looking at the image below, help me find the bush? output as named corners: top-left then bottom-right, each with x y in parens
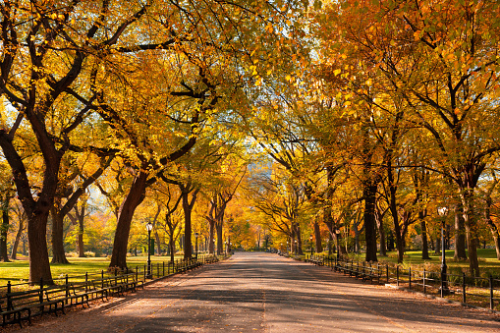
top-left (66, 252), bottom-right (78, 257)
top-left (84, 251), bottom-right (95, 257)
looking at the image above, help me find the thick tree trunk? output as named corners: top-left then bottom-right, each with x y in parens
top-left (296, 224), bottom-right (303, 255)
top-left (217, 223), bottom-right (223, 255)
top-left (461, 189), bottom-right (480, 276)
top-left (420, 217), bottom-right (430, 260)
top-left (78, 220), bottom-right (85, 257)
top-left (209, 220), bottom-right (215, 254)
top-left (434, 232), bottom-right (441, 254)
top-left (454, 202), bottom-right (468, 259)
top-left (169, 233), bottom-right (175, 262)
top-left (1, 198), bottom-right (10, 262)
top-left (76, 204), bottom-right (86, 257)
top-left (50, 206), bottom-right (69, 264)
top-left (182, 194), bottom-right (192, 259)
top-left (375, 211), bottom-right (386, 257)
top-left (363, 184), bottom-right (378, 262)
top-left (155, 232), bottom-right (161, 256)
top-left (28, 213), bottom-right (54, 284)
top-left (11, 218), bottom-right (24, 260)
top-left (314, 220), bottom-right (322, 253)
top-left (109, 172), bottom-right (148, 270)
top-left (353, 223), bottom-right (360, 253)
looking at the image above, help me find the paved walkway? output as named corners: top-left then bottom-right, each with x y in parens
top-left (11, 252), bottom-right (500, 332)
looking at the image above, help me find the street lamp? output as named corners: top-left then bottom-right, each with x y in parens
top-left (286, 240), bottom-right (289, 254)
top-left (309, 235), bottom-right (314, 257)
top-left (437, 206), bottom-right (450, 296)
top-left (146, 222), bottom-right (153, 279)
top-left (280, 243), bottom-right (283, 255)
top-left (194, 232), bottom-right (199, 260)
top-left (294, 239), bottom-right (297, 255)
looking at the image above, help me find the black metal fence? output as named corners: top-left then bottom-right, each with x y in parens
top-left (1, 254), bottom-right (228, 327)
top-left (305, 255), bottom-right (500, 311)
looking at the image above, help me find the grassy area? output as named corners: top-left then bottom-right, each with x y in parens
top-left (0, 254), bottom-right (207, 286)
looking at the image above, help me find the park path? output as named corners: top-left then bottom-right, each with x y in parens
top-left (10, 252), bottom-right (500, 333)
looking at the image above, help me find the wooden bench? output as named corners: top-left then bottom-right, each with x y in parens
top-left (307, 256), bottom-right (324, 266)
top-left (1, 286), bottom-right (65, 328)
top-left (65, 283), bottom-right (91, 308)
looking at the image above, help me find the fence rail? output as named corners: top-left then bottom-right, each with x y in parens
top-left (1, 254), bottom-right (228, 328)
top-left (297, 254), bottom-right (500, 311)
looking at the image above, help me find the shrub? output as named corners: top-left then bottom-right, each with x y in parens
top-left (84, 251), bottom-right (95, 257)
top-left (66, 252), bottom-right (78, 258)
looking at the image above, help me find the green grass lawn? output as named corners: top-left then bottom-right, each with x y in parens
top-left (0, 254), bottom-right (208, 287)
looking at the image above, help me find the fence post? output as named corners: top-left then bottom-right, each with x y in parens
top-left (144, 264), bottom-right (146, 280)
top-left (396, 266), bottom-right (399, 287)
top-left (423, 269), bottom-right (426, 294)
top-left (85, 272), bottom-right (88, 293)
top-left (39, 278), bottom-right (44, 307)
top-left (65, 274), bottom-right (69, 304)
top-left (377, 263), bottom-right (380, 284)
top-left (462, 272), bottom-right (466, 304)
top-left (386, 264), bottom-right (389, 283)
top-left (101, 270), bottom-right (104, 290)
top-left (7, 281), bottom-right (12, 310)
top-left (489, 275), bottom-right (494, 310)
top-left (163, 261), bottom-right (165, 276)
top-left (408, 268), bottom-right (411, 290)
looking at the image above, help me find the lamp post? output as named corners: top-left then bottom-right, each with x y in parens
top-left (309, 235), bottom-right (314, 257)
top-left (146, 222), bottom-right (153, 279)
top-left (294, 239), bottom-right (297, 255)
top-left (286, 240), bottom-right (289, 254)
top-left (437, 206), bottom-right (450, 296)
top-left (194, 232), bottom-right (199, 260)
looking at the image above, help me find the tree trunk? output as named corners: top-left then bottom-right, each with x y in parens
top-left (451, 203), bottom-right (466, 260)
top-left (461, 189), bottom-right (479, 276)
top-left (109, 172), bottom-right (148, 270)
top-left (78, 218), bottom-right (85, 257)
top-left (0, 197), bottom-right (10, 262)
top-left (314, 220), bottom-right (322, 253)
top-left (353, 222), bottom-right (360, 253)
top-left (363, 183), bottom-right (378, 262)
top-left (11, 217), bottom-right (24, 260)
top-left (182, 193), bottom-right (193, 259)
top-left (76, 204), bottom-right (86, 257)
top-left (28, 213), bottom-right (54, 284)
top-left (296, 224), bottom-right (303, 255)
top-left (50, 205), bottom-right (69, 264)
top-left (169, 233), bottom-right (175, 262)
top-left (420, 217), bottom-right (430, 260)
top-left (209, 219), bottom-right (215, 254)
top-left (434, 232), bottom-right (441, 255)
top-left (375, 210), bottom-right (386, 257)
top-left (217, 223), bottom-right (223, 255)
top-left (155, 231), bottom-right (161, 256)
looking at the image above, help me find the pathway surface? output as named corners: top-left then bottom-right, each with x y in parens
top-left (11, 252), bottom-right (500, 333)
